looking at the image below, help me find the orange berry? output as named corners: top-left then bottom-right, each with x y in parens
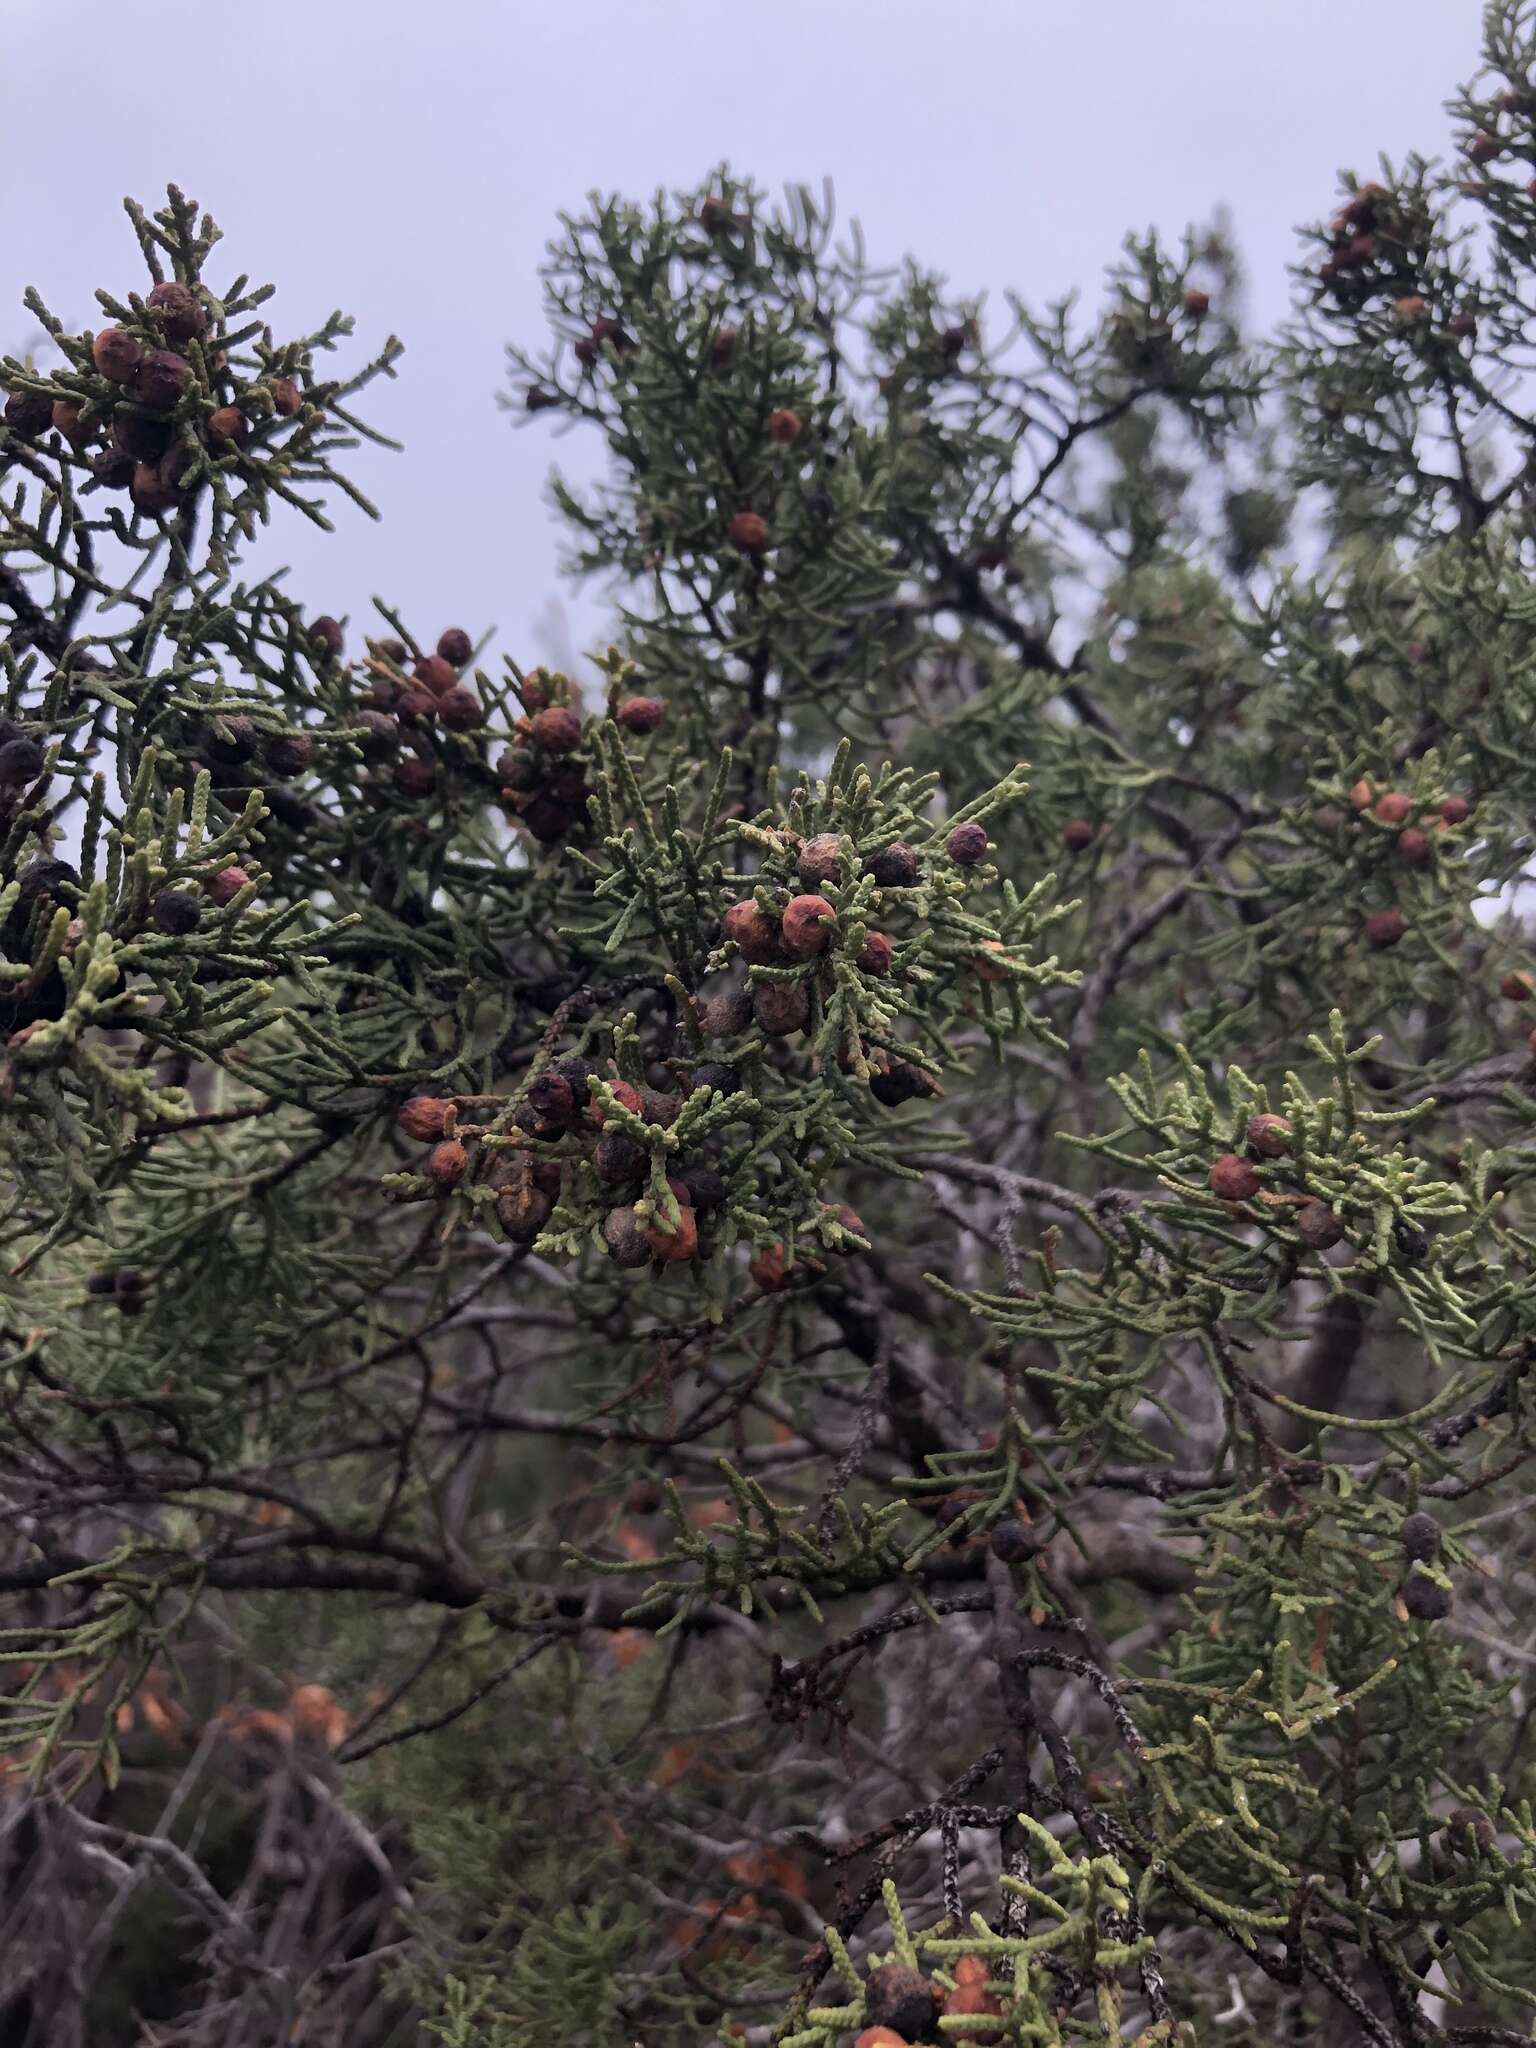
top-left (781, 893), bottom-right (835, 958)
top-left (643, 1203), bottom-right (698, 1262)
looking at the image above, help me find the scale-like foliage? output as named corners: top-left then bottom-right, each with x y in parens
top-left (8, 12), bottom-right (1536, 2048)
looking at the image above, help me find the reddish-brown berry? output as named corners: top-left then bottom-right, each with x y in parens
top-left (1061, 817), bottom-right (1096, 852)
top-left (858, 931), bottom-right (894, 976)
top-left (1365, 907), bottom-right (1406, 949)
top-left (146, 280), bottom-right (207, 343)
top-left (749, 1244), bottom-right (791, 1292)
top-left (867, 842), bottom-right (919, 887)
top-left (1398, 827), bottom-right (1430, 866)
top-left (269, 377), bottom-right (302, 417)
top-left (436, 628), bottom-right (473, 667)
top-left (711, 325), bottom-right (738, 366)
top-left (1501, 970), bottom-right (1535, 1002)
top-left (267, 733), bottom-right (315, 777)
top-left (531, 706), bottom-right (583, 755)
top-left (308, 615), bottom-right (344, 660)
top-left (1440, 794), bottom-right (1471, 825)
top-left (728, 509), bottom-right (769, 552)
top-left (527, 1071), bottom-right (578, 1129)
top-left (766, 407), bottom-right (802, 444)
top-left (92, 327), bottom-right (144, 384)
top-left (796, 833), bottom-right (843, 886)
top-left (397, 1097), bottom-right (451, 1142)
top-left (111, 410), bottom-right (172, 462)
top-left (831, 1202), bottom-right (866, 1246)
top-left (1373, 790), bottom-right (1412, 825)
top-left (393, 755), bottom-right (437, 798)
top-left (591, 1077), bottom-right (644, 1125)
top-left (722, 899), bottom-right (782, 964)
top-left (1349, 778), bottom-right (1376, 812)
top-left (1467, 131), bottom-right (1501, 163)
top-left (781, 894), bottom-right (835, 958)
top-left (206, 404), bottom-right (249, 448)
top-left (130, 461), bottom-right (180, 515)
top-left (1183, 287), bottom-right (1211, 317)
top-left (1393, 295), bottom-right (1428, 324)
top-left (50, 400), bottom-right (91, 448)
top-left (1446, 1804), bottom-right (1494, 1852)
top-left (425, 1139), bottom-right (468, 1186)
top-left (90, 449), bottom-right (136, 490)
top-left (0, 389), bottom-right (52, 438)
top-left (1295, 1200), bottom-right (1345, 1250)
top-left (638, 1088), bottom-right (681, 1128)
top-left (616, 694), bottom-right (665, 734)
top-left (355, 709), bottom-right (399, 758)
top-left (699, 988), bottom-right (753, 1038)
top-left (643, 1202), bottom-right (698, 1262)
top-left (1246, 1113), bottom-right (1292, 1158)
top-left (413, 654), bottom-right (457, 698)
top-left (752, 980), bottom-right (810, 1037)
top-left (438, 686), bottom-right (483, 732)
top-left (947, 821), bottom-right (989, 865)
top-left (206, 865), bottom-right (249, 907)
top-left (134, 349), bottom-right (192, 412)
top-left (395, 687), bottom-right (439, 725)
top-left (1210, 1153), bottom-right (1261, 1202)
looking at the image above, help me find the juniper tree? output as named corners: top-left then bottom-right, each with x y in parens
top-left (7, 9), bottom-right (1536, 2048)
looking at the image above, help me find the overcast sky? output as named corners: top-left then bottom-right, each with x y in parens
top-left (5, 0), bottom-right (1486, 673)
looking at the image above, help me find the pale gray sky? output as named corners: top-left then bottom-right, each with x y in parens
top-left (4, 0), bottom-right (1485, 670)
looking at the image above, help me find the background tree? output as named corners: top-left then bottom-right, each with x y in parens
top-left (6, 9), bottom-right (1536, 2047)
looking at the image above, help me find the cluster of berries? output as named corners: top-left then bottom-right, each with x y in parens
top-left (1207, 1112), bottom-right (1346, 1252)
top-left (851, 1955), bottom-right (1006, 2045)
top-left (1, 278), bottom-right (304, 517)
top-left (697, 820), bottom-right (1003, 1105)
top-left (394, 1067), bottom-right (862, 1285)
top-left (495, 684), bottom-right (661, 845)
top-left (1309, 779), bottom-right (1474, 952)
top-left (351, 625), bottom-right (483, 800)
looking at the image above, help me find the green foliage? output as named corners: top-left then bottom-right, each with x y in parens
top-left (11, 9), bottom-right (1536, 2047)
